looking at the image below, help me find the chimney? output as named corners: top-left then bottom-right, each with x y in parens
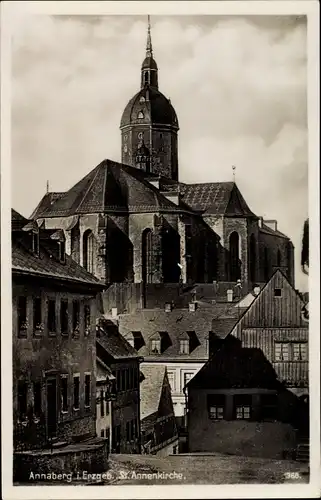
top-left (263, 219), bottom-right (277, 232)
top-left (258, 217), bottom-right (263, 228)
top-left (111, 307), bottom-right (118, 318)
top-left (189, 302), bottom-right (197, 312)
top-left (227, 290), bottom-right (233, 302)
top-left (165, 302), bottom-right (173, 313)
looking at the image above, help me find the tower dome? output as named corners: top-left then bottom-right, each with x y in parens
top-left (120, 16), bottom-right (179, 181)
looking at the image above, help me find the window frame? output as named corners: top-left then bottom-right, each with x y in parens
top-left (274, 342), bottom-right (290, 361)
top-left (60, 375), bottom-right (68, 413)
top-left (84, 373), bottom-right (91, 408)
top-left (47, 298), bottom-right (57, 335)
top-left (60, 299), bottom-right (69, 336)
top-left (151, 338), bottom-right (161, 354)
top-left (17, 296), bottom-right (28, 337)
top-left (180, 339), bottom-right (190, 355)
top-left (73, 374), bottom-right (80, 411)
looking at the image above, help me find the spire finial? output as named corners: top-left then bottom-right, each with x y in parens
top-left (146, 15), bottom-right (153, 57)
top-left (232, 165), bottom-right (236, 182)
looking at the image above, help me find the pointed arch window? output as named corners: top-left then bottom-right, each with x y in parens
top-left (138, 111), bottom-right (144, 119)
top-left (142, 228), bottom-right (153, 283)
top-left (83, 229), bottom-right (95, 274)
top-left (229, 231), bottom-right (241, 282)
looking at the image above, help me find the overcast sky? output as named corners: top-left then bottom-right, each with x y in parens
top-left (11, 14), bottom-right (308, 290)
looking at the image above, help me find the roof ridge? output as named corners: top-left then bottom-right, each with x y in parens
top-left (73, 163), bottom-right (103, 214)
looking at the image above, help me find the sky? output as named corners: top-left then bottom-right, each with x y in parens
top-left (11, 14), bottom-right (308, 291)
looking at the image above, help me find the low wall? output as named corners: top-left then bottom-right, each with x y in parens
top-left (13, 440), bottom-right (109, 483)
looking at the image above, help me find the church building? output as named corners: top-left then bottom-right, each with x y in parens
top-left (30, 18), bottom-right (294, 304)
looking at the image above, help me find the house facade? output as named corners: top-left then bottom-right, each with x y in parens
top-left (12, 210), bottom-right (105, 450)
top-left (140, 365), bottom-right (178, 456)
top-left (96, 318), bottom-right (142, 454)
top-left (186, 270), bottom-right (309, 459)
top-left (95, 356), bottom-right (116, 451)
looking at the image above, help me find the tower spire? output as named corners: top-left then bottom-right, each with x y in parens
top-left (146, 15), bottom-right (153, 57)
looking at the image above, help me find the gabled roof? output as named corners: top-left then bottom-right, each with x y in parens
top-left (187, 344), bottom-right (281, 390)
top-left (12, 211), bottom-right (105, 288)
top-left (179, 182), bottom-right (256, 217)
top-left (96, 317), bottom-right (140, 361)
top-left (31, 160), bottom-right (189, 218)
top-left (117, 303), bottom-right (240, 361)
top-left (11, 209), bottom-right (29, 231)
top-left (140, 365), bottom-right (167, 420)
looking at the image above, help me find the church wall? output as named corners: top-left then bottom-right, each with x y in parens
top-left (223, 217), bottom-right (249, 284)
top-left (203, 215), bottom-right (225, 281)
top-left (258, 231), bottom-right (292, 284)
top-left (129, 213), bottom-right (159, 283)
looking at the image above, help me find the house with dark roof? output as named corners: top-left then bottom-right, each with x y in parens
top-left (140, 365), bottom-right (178, 456)
top-left (96, 318), bottom-right (142, 454)
top-left (12, 209), bottom-right (107, 478)
top-left (185, 269), bottom-right (309, 460)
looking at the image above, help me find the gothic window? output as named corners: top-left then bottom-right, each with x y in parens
top-left (144, 72), bottom-right (149, 85)
top-left (83, 229), bottom-right (95, 274)
top-left (229, 231), bottom-right (241, 282)
top-left (162, 226), bottom-right (181, 283)
top-left (249, 234), bottom-right (256, 283)
top-left (138, 111), bottom-right (144, 119)
top-left (71, 224), bottom-right (80, 263)
top-left (142, 228), bottom-right (153, 283)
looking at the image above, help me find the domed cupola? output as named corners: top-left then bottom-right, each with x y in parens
top-left (120, 16), bottom-right (179, 181)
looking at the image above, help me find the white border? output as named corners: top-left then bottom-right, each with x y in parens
top-left (1, 1), bottom-right (320, 499)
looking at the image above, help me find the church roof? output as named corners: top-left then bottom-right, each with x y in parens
top-left (31, 160), bottom-right (189, 218)
top-left (179, 182), bottom-right (256, 217)
top-left (120, 86), bottom-right (178, 128)
top-left (259, 223), bottom-right (289, 240)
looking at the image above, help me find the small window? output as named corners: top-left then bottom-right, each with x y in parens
top-left (207, 394), bottom-right (225, 420)
top-left (33, 297), bottom-right (42, 334)
top-left (293, 343), bottom-right (308, 361)
top-left (18, 381), bottom-right (28, 419)
top-left (138, 111), bottom-right (144, 119)
top-left (84, 304), bottom-right (91, 335)
top-left (18, 296), bottom-right (28, 336)
top-left (151, 339), bottom-right (161, 354)
top-left (275, 342), bottom-right (290, 361)
top-left (183, 372), bottom-right (194, 388)
top-left (61, 376), bottom-right (68, 412)
top-left (100, 389), bottom-right (104, 417)
top-left (274, 288), bottom-right (282, 297)
top-left (209, 406), bottom-right (224, 420)
top-left (139, 96), bottom-right (145, 103)
top-left (60, 300), bottom-right (69, 335)
top-left (234, 394), bottom-right (252, 420)
top-left (73, 375), bottom-right (80, 410)
top-left (72, 300), bottom-right (80, 334)
top-left (144, 72), bottom-right (149, 85)
top-left (33, 381), bottom-right (42, 417)
top-left (84, 374), bottom-right (91, 407)
top-left (180, 339), bottom-right (189, 354)
top-left (47, 299), bottom-right (56, 334)
top-left (167, 371), bottom-right (176, 392)
top-left (101, 429), bottom-right (105, 438)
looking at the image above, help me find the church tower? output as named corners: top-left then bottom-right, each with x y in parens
top-left (120, 16), bottom-right (179, 181)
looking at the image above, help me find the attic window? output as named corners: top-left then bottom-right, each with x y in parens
top-left (180, 339), bottom-right (189, 354)
top-left (131, 331), bottom-right (144, 351)
top-left (151, 339), bottom-right (161, 354)
top-left (274, 288), bottom-right (282, 298)
top-left (138, 111), bottom-right (144, 119)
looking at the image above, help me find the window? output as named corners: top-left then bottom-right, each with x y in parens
top-left (229, 231), bottom-right (241, 282)
top-left (59, 240), bottom-right (65, 262)
top-left (60, 300), bottom-right (69, 335)
top-left (275, 342), bottom-right (290, 361)
top-left (180, 339), bottom-right (189, 354)
top-left (274, 288), bottom-right (282, 297)
top-left (47, 299), bottom-right (56, 333)
top-left (207, 394), bottom-right (225, 420)
top-left (83, 230), bottom-right (95, 274)
top-left (234, 395), bottom-right (252, 419)
top-left (61, 376), bottom-right (68, 412)
top-left (72, 301), bottom-right (80, 333)
top-left (101, 429), bottom-right (105, 438)
top-left (73, 375), bottom-right (80, 410)
top-left (293, 343), bottom-right (308, 361)
top-left (261, 394), bottom-right (278, 421)
top-left (100, 390), bottom-right (104, 417)
top-left (144, 72), bottom-right (149, 85)
top-left (84, 374), bottom-right (91, 407)
top-left (18, 381), bottom-right (28, 419)
top-left (33, 297), bottom-right (42, 333)
top-left (151, 339), bottom-right (161, 354)
top-left (138, 111), bottom-right (144, 119)
top-left (183, 372), bottom-right (194, 388)
top-left (167, 372), bottom-right (176, 392)
top-left (33, 382), bottom-right (42, 417)
top-left (139, 96), bottom-right (145, 103)
top-left (105, 394), bottom-right (109, 415)
top-left (18, 296), bottom-right (27, 336)
top-left (84, 304), bottom-right (91, 335)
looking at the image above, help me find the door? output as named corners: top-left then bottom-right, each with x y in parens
top-left (46, 378), bottom-right (57, 439)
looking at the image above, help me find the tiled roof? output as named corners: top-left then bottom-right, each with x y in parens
top-left (30, 192), bottom-right (64, 219)
top-left (140, 365), bottom-right (166, 420)
top-left (31, 160), bottom-right (190, 218)
top-left (259, 223), bottom-right (289, 240)
top-left (179, 182), bottom-right (256, 217)
top-left (187, 344), bottom-right (281, 390)
top-left (96, 318), bottom-right (140, 361)
top-left (117, 304), bottom-right (240, 361)
top-left (11, 209), bottom-right (28, 231)
top-left (12, 213), bottom-right (105, 288)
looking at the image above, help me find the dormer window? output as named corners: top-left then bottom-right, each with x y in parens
top-left (180, 339), bottom-right (189, 354)
top-left (179, 331), bottom-right (200, 355)
top-left (151, 339), bottom-right (161, 354)
top-left (131, 331), bottom-right (145, 351)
